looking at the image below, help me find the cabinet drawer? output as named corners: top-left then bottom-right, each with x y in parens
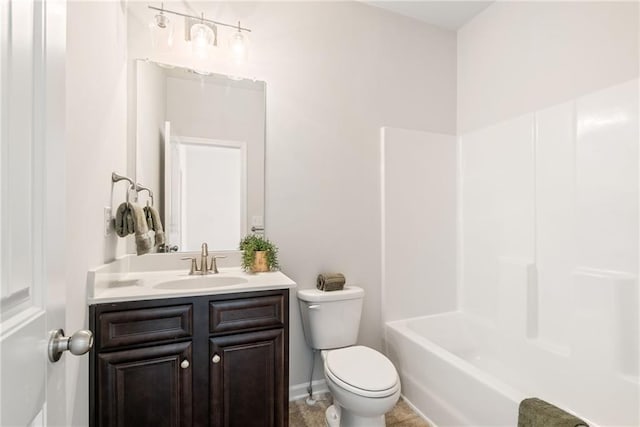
top-left (98, 304), bottom-right (193, 350)
top-left (210, 294), bottom-right (284, 334)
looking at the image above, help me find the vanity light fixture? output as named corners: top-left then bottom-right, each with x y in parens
top-left (148, 4), bottom-right (252, 62)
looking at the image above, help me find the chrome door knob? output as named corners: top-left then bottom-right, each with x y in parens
top-left (48, 329), bottom-right (94, 362)
top-left (212, 354), bottom-right (221, 364)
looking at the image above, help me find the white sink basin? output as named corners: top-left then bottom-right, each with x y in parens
top-left (154, 276), bottom-right (249, 290)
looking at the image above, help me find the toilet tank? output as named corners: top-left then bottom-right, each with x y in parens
top-left (297, 286), bottom-right (364, 350)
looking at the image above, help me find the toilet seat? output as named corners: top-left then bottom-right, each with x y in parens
top-left (324, 346), bottom-right (400, 398)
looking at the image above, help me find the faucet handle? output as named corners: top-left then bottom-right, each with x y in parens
top-left (181, 257), bottom-right (198, 275)
top-left (209, 255), bottom-right (227, 274)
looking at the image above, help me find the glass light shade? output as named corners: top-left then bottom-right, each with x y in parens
top-left (149, 13), bottom-right (174, 51)
top-left (229, 31), bottom-right (249, 65)
top-left (191, 23), bottom-right (215, 59)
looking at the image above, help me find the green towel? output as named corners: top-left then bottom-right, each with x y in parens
top-left (143, 205), bottom-right (166, 247)
top-left (114, 202), bottom-right (153, 255)
top-left (317, 273), bottom-right (346, 291)
top-left (518, 398), bottom-right (588, 427)
top-left (115, 203), bottom-right (134, 237)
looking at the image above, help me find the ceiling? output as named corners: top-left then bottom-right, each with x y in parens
top-left (363, 1), bottom-right (493, 31)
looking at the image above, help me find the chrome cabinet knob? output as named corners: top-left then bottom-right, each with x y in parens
top-left (180, 359), bottom-right (190, 369)
top-left (48, 329), bottom-right (94, 363)
top-left (212, 354), bottom-right (221, 364)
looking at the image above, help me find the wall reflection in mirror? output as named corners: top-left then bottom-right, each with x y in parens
top-left (135, 60), bottom-right (265, 252)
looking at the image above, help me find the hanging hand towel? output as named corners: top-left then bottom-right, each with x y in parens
top-left (143, 205), bottom-right (166, 247)
top-left (317, 273), bottom-right (346, 291)
top-left (114, 202), bottom-right (154, 255)
top-left (518, 398), bottom-right (588, 427)
top-left (115, 202), bottom-right (134, 237)
top-left (129, 202), bottom-right (153, 255)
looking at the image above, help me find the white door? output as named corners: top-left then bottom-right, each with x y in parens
top-left (165, 130), bottom-right (247, 251)
top-left (0, 1), bottom-right (71, 425)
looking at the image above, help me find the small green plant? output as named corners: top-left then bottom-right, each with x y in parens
top-left (239, 234), bottom-right (279, 272)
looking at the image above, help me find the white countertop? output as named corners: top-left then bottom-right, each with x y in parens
top-left (88, 254), bottom-right (297, 304)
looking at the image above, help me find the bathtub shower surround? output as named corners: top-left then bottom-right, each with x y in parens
top-left (460, 79), bottom-right (638, 376)
top-left (384, 79), bottom-right (639, 427)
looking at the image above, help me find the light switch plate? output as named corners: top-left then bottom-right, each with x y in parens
top-left (104, 207), bottom-right (113, 236)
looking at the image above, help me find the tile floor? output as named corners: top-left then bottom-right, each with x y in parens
top-left (288, 394), bottom-right (431, 427)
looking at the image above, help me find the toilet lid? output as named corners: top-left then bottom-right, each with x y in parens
top-left (325, 346), bottom-right (398, 392)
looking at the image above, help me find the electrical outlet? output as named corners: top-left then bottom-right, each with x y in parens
top-left (104, 207), bottom-right (113, 236)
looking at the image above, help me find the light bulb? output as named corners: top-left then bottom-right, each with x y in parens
top-left (149, 12), bottom-right (174, 51)
top-left (155, 12), bottom-right (169, 29)
top-left (229, 30), bottom-right (248, 65)
top-left (190, 23), bottom-right (214, 60)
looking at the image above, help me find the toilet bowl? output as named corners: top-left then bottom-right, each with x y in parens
top-left (297, 287), bottom-right (401, 426)
top-left (322, 346), bottom-right (401, 427)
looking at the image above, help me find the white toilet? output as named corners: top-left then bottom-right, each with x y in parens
top-left (297, 286), bottom-right (400, 427)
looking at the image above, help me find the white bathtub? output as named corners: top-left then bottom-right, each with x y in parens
top-left (385, 312), bottom-right (639, 427)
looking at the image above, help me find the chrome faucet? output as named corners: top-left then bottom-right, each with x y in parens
top-left (182, 242), bottom-right (226, 275)
top-left (200, 242), bottom-right (211, 274)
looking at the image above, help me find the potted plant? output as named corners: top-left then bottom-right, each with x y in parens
top-left (239, 234), bottom-right (279, 272)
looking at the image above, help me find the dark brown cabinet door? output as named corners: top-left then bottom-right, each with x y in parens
top-left (96, 341), bottom-right (193, 427)
top-left (210, 329), bottom-right (286, 427)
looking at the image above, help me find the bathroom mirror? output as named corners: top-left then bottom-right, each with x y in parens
top-left (134, 60), bottom-right (265, 252)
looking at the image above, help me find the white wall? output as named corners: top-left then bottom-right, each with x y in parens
top-left (128, 1), bottom-right (457, 388)
top-left (381, 127), bottom-right (457, 322)
top-left (135, 61), bottom-right (166, 218)
top-left (458, 1), bottom-right (639, 133)
top-left (66, 2), bottom-right (128, 424)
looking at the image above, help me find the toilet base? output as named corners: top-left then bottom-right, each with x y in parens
top-left (325, 405), bottom-right (340, 427)
top-left (325, 404), bottom-right (386, 427)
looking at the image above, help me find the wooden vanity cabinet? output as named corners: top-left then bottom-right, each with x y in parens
top-left (89, 289), bottom-right (289, 427)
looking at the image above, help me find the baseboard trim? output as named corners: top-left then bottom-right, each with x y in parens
top-left (401, 394), bottom-right (438, 427)
top-left (289, 380), bottom-right (329, 402)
